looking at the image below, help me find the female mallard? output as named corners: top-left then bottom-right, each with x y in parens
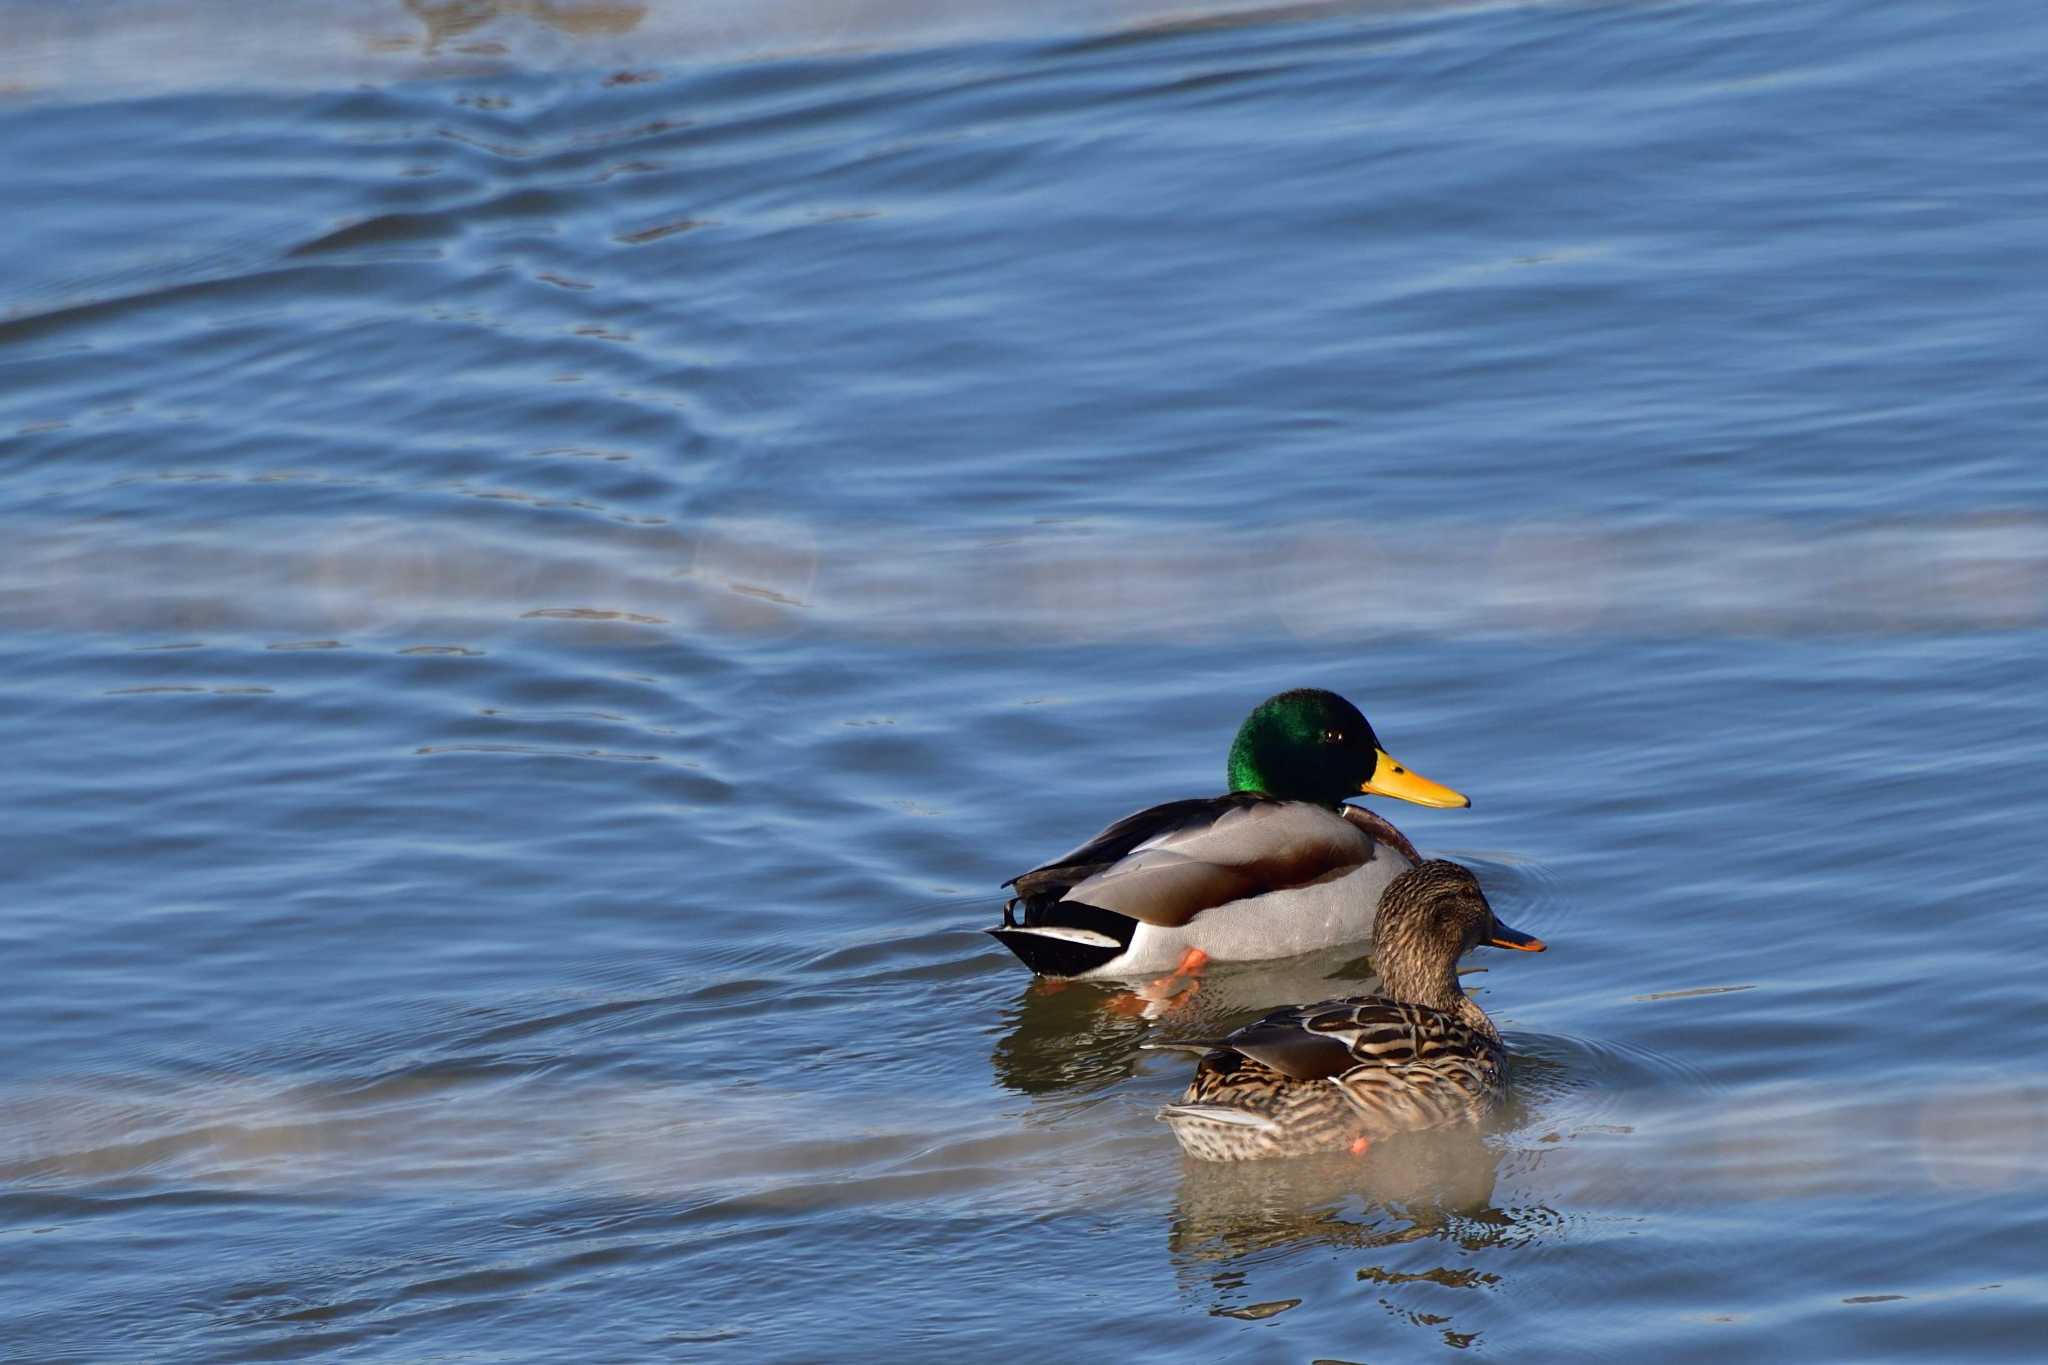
top-left (1149, 860), bottom-right (1545, 1161)
top-left (989, 688), bottom-right (1468, 979)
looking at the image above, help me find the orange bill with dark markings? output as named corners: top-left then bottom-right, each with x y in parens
top-left (1488, 922), bottom-right (1547, 952)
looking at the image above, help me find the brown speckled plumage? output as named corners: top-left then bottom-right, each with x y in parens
top-left (1151, 861), bottom-right (1544, 1161)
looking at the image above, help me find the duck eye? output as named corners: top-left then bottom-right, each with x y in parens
top-left (1323, 729), bottom-right (1343, 745)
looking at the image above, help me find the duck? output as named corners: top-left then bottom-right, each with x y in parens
top-left (988, 688), bottom-right (1468, 980)
top-left (1147, 860), bottom-right (1546, 1161)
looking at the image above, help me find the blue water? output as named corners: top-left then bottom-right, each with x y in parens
top-left (4, 0), bottom-right (2046, 1359)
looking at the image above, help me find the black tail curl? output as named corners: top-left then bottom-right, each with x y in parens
top-left (984, 894), bottom-right (1137, 978)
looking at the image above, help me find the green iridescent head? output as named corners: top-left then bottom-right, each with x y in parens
top-left (1224, 688), bottom-right (1470, 809)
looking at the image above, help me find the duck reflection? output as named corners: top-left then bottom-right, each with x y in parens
top-left (1167, 1125), bottom-right (1503, 1264)
top-left (404, 0), bottom-right (646, 53)
top-left (989, 947), bottom-right (1381, 1095)
top-left (1168, 1125), bottom-right (1566, 1346)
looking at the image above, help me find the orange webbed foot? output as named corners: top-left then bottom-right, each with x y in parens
top-left (1146, 946), bottom-right (1209, 995)
top-left (1105, 949), bottom-right (1211, 1018)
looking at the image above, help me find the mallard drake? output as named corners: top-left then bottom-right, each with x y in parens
top-left (988, 688), bottom-right (1468, 979)
top-left (1148, 860), bottom-right (1545, 1161)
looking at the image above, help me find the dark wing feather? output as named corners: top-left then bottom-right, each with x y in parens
top-left (1005, 793), bottom-right (1271, 900)
top-left (1007, 794), bottom-right (1384, 931)
top-left (1209, 996), bottom-right (1499, 1077)
top-left (1200, 1017), bottom-right (1362, 1081)
top-left (1153, 999), bottom-right (1423, 1082)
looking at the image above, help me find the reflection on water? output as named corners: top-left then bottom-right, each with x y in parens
top-left (1167, 1130), bottom-right (1557, 1352)
top-left (991, 979), bottom-right (1157, 1095)
top-left (404, 1), bottom-right (647, 55)
top-left (0, 0), bottom-right (1484, 103)
top-left (3, 515), bottom-right (2039, 642)
top-left (1168, 1128), bottom-right (1503, 1264)
top-left (990, 948), bottom-right (1380, 1095)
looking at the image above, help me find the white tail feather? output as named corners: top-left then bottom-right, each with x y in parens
top-left (1004, 925), bottom-right (1119, 948)
top-left (1157, 1103), bottom-right (1280, 1132)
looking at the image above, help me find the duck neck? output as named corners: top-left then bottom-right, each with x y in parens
top-left (1227, 722), bottom-right (1339, 805)
top-left (1226, 722), bottom-right (1280, 796)
top-left (1376, 953), bottom-right (1500, 1043)
top-left (1376, 951), bottom-right (1465, 1014)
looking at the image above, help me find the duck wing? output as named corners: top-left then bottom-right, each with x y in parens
top-left (1152, 996), bottom-right (1508, 1147)
top-left (1006, 793), bottom-right (1270, 900)
top-left (1007, 795), bottom-right (1379, 930)
top-left (1311, 997), bottom-right (1507, 1128)
top-left (1334, 1051), bottom-right (1500, 1132)
top-left (1162, 997), bottom-right (1498, 1083)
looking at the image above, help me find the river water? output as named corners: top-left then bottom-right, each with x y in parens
top-left (3, 1), bottom-right (2045, 1360)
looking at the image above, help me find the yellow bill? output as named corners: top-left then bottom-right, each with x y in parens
top-left (1361, 749), bottom-right (1470, 809)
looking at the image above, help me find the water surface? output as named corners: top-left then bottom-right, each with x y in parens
top-left (4, 0), bottom-right (2046, 1360)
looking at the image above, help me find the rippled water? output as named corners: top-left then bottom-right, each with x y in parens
top-left (5, 1), bottom-right (2046, 1359)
